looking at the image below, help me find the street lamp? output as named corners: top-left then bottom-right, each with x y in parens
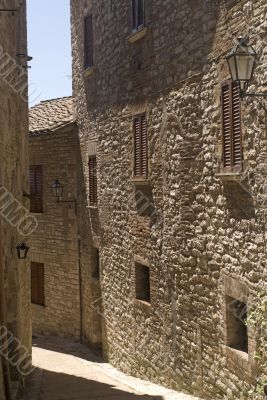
top-left (51, 180), bottom-right (77, 214)
top-left (16, 242), bottom-right (30, 260)
top-left (226, 37), bottom-right (267, 98)
top-left (51, 180), bottom-right (64, 199)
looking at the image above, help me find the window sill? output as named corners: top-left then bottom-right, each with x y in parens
top-left (83, 67), bottom-right (95, 78)
top-left (135, 299), bottom-right (151, 308)
top-left (127, 27), bottom-right (148, 43)
top-left (131, 177), bottom-right (150, 186)
top-left (215, 171), bottom-right (246, 182)
top-left (225, 345), bottom-right (249, 362)
top-left (31, 303), bottom-right (46, 308)
top-left (87, 205), bottom-right (98, 210)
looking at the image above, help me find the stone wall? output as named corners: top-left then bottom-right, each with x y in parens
top-left (71, 0), bottom-right (267, 398)
top-left (29, 124), bottom-right (81, 340)
top-left (0, 0), bottom-right (31, 397)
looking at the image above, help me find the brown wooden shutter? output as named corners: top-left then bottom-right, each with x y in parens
top-left (37, 264), bottom-right (45, 306)
top-left (140, 114), bottom-right (148, 177)
top-left (84, 15), bottom-right (93, 68)
top-left (31, 262), bottom-right (45, 306)
top-left (221, 81), bottom-right (242, 171)
top-left (89, 156), bottom-right (97, 205)
top-left (232, 82), bottom-right (242, 166)
top-left (134, 116), bottom-right (141, 176)
top-left (31, 263), bottom-right (38, 304)
top-left (30, 165), bottom-right (43, 213)
top-left (134, 114), bottom-right (147, 178)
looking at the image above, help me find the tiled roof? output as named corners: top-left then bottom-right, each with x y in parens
top-left (29, 96), bottom-right (75, 135)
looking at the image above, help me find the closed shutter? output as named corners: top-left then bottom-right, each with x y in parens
top-left (89, 156), bottom-right (97, 205)
top-left (221, 81), bottom-right (242, 171)
top-left (31, 262), bottom-right (45, 306)
top-left (31, 263), bottom-right (38, 304)
top-left (84, 15), bottom-right (93, 68)
top-left (232, 82), bottom-right (242, 166)
top-left (37, 264), bottom-right (45, 306)
top-left (134, 114), bottom-right (148, 178)
top-left (132, 0), bottom-right (145, 31)
top-left (30, 165), bottom-right (43, 213)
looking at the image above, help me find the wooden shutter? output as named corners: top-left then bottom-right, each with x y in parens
top-left (221, 81), bottom-right (242, 171)
top-left (31, 263), bottom-right (38, 304)
top-left (30, 165), bottom-right (43, 213)
top-left (31, 262), bottom-right (45, 306)
top-left (132, 0), bottom-right (144, 31)
top-left (134, 114), bottom-right (148, 178)
top-left (89, 156), bottom-right (97, 205)
top-left (84, 15), bottom-right (93, 68)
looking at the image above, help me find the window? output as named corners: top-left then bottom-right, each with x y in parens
top-left (135, 262), bottom-right (150, 303)
top-left (29, 165), bottom-right (43, 213)
top-left (92, 248), bottom-right (100, 279)
top-left (132, 0), bottom-right (145, 32)
top-left (221, 80), bottom-right (242, 172)
top-left (89, 156), bottom-right (97, 205)
top-left (84, 14), bottom-right (93, 68)
top-left (226, 296), bottom-right (248, 353)
top-left (133, 114), bottom-right (148, 178)
top-left (31, 262), bottom-right (45, 306)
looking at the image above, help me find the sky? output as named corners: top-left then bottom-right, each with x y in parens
top-left (27, 0), bottom-right (72, 106)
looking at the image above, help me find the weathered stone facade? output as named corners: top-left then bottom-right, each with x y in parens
top-left (0, 1), bottom-right (31, 398)
top-left (71, 0), bottom-right (267, 399)
top-left (29, 97), bottom-right (81, 340)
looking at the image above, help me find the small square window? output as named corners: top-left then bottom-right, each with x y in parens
top-left (135, 262), bottom-right (150, 303)
top-left (226, 296), bottom-right (248, 353)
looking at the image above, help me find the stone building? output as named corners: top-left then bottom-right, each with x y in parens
top-left (0, 1), bottom-right (31, 399)
top-left (28, 97), bottom-right (82, 340)
top-left (71, 0), bottom-right (267, 399)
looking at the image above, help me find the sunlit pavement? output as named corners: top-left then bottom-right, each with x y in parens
top-left (19, 335), bottom-right (200, 400)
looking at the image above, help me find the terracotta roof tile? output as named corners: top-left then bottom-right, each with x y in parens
top-left (29, 96), bottom-right (75, 135)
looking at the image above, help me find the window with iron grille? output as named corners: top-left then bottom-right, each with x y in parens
top-left (135, 262), bottom-right (150, 303)
top-left (89, 156), bottom-right (97, 205)
top-left (221, 80), bottom-right (242, 172)
top-left (31, 262), bottom-right (45, 306)
top-left (29, 165), bottom-right (43, 213)
top-left (133, 113), bottom-right (148, 178)
top-left (84, 14), bottom-right (93, 68)
top-left (131, 0), bottom-right (145, 32)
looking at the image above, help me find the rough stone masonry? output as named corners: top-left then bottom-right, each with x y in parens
top-left (0, 0), bottom-right (31, 398)
top-left (71, 0), bottom-right (267, 399)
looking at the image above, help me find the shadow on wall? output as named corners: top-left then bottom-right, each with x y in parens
top-left (19, 367), bottom-right (164, 400)
top-left (223, 181), bottom-right (255, 220)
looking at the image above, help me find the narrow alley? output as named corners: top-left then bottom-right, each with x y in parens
top-left (19, 336), bottom-right (200, 400)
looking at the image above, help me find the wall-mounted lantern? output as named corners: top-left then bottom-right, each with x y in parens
top-left (51, 180), bottom-right (77, 214)
top-left (226, 37), bottom-right (267, 98)
top-left (16, 242), bottom-right (30, 260)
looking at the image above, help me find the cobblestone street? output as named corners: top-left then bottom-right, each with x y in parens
top-left (19, 336), bottom-right (200, 400)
